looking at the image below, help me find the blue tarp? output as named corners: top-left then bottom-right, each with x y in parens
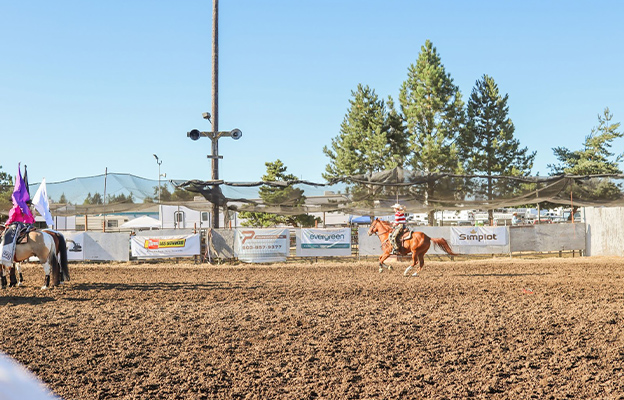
top-left (350, 216), bottom-right (371, 224)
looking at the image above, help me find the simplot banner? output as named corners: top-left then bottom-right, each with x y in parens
top-left (451, 226), bottom-right (508, 246)
top-left (131, 234), bottom-right (201, 258)
top-left (297, 228), bottom-right (351, 257)
top-left (235, 228), bottom-right (289, 263)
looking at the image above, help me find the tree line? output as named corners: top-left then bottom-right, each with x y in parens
top-left (246, 40), bottom-right (622, 226)
top-left (1, 40), bottom-right (622, 226)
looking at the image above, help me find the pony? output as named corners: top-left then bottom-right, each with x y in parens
top-left (0, 226), bottom-right (69, 290)
top-left (367, 218), bottom-right (457, 276)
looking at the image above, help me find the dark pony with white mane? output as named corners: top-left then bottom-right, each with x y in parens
top-left (368, 218), bottom-right (457, 276)
top-left (0, 225), bottom-right (69, 289)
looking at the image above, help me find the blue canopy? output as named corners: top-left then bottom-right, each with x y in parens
top-left (350, 216), bottom-right (371, 224)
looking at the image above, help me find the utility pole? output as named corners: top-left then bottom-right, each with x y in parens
top-left (186, 0), bottom-right (242, 229)
top-left (211, 0), bottom-right (219, 228)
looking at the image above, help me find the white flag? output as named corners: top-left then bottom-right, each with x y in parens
top-left (32, 178), bottom-right (54, 227)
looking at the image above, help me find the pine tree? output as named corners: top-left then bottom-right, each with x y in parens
top-left (239, 160), bottom-right (319, 228)
top-left (399, 40), bottom-right (465, 225)
top-left (323, 84), bottom-right (407, 181)
top-left (0, 165), bottom-right (13, 213)
top-left (83, 192), bottom-right (103, 205)
top-left (459, 75), bottom-right (535, 224)
top-left (550, 107), bottom-right (623, 175)
top-left (108, 193), bottom-right (135, 203)
top-left (549, 107), bottom-right (623, 201)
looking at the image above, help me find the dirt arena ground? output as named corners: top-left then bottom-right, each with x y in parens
top-left (1, 256), bottom-right (624, 399)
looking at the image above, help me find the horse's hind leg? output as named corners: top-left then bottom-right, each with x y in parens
top-left (8, 265), bottom-right (18, 287)
top-left (16, 263), bottom-right (24, 286)
top-left (41, 261), bottom-right (52, 290)
top-left (416, 252), bottom-right (426, 275)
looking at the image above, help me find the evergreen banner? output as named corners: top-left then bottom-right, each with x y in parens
top-left (296, 228), bottom-right (351, 257)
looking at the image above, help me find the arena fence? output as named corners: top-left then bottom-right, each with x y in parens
top-left (53, 219), bottom-right (616, 262)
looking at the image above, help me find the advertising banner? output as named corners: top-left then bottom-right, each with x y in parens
top-left (63, 232), bottom-right (85, 261)
top-left (451, 226), bottom-right (508, 246)
top-left (131, 234), bottom-right (201, 259)
top-left (296, 228), bottom-right (351, 257)
top-left (235, 228), bottom-right (289, 263)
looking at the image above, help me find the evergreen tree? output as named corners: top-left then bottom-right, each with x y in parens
top-left (459, 75), bottom-right (536, 224)
top-left (83, 192), bottom-right (103, 205)
top-left (108, 193), bottom-right (135, 203)
top-left (0, 165), bottom-right (13, 213)
top-left (239, 160), bottom-right (319, 228)
top-left (549, 107), bottom-right (623, 201)
top-left (399, 40), bottom-right (465, 224)
top-left (172, 186), bottom-right (196, 202)
top-left (550, 107), bottom-right (623, 175)
top-left (323, 84), bottom-right (407, 180)
top-left (58, 193), bottom-right (69, 204)
top-left (152, 185), bottom-right (172, 202)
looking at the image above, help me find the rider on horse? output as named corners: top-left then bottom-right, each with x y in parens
top-left (389, 203), bottom-right (406, 254)
top-left (1, 164), bottom-right (36, 269)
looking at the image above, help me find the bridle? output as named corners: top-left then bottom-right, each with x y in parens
top-left (367, 219), bottom-right (378, 236)
top-left (368, 218), bottom-right (390, 236)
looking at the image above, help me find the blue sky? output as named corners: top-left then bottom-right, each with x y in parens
top-left (2, 0), bottom-right (623, 187)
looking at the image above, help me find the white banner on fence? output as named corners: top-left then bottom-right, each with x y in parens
top-left (63, 232), bottom-right (85, 261)
top-left (451, 226), bottom-right (508, 246)
top-left (235, 228), bottom-right (289, 263)
top-left (131, 234), bottom-right (200, 259)
top-left (297, 228), bottom-right (351, 257)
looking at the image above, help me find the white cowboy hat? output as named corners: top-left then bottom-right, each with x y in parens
top-left (392, 203), bottom-right (404, 210)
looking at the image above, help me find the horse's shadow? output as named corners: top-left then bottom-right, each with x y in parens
top-left (0, 295), bottom-right (56, 306)
top-left (71, 281), bottom-right (245, 292)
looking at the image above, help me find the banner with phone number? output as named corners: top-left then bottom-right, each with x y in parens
top-left (131, 234), bottom-right (201, 258)
top-left (235, 228), bottom-right (290, 263)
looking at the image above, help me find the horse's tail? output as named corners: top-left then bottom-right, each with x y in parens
top-left (47, 235), bottom-right (61, 286)
top-left (55, 232), bottom-right (70, 282)
top-left (430, 237), bottom-right (458, 256)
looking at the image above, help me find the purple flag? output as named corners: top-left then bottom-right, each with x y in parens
top-left (12, 163), bottom-right (31, 214)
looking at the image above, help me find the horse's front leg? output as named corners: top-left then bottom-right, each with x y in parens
top-left (378, 244), bottom-right (393, 273)
top-left (0, 267), bottom-right (6, 289)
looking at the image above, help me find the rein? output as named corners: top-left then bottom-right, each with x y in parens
top-left (369, 219), bottom-right (392, 236)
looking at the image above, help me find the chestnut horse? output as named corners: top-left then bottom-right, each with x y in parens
top-left (367, 218), bottom-right (457, 276)
top-left (0, 226), bottom-right (69, 289)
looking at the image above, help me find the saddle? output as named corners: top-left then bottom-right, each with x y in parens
top-left (400, 230), bottom-right (412, 241)
top-left (16, 226), bottom-right (35, 244)
top-left (398, 230), bottom-right (412, 248)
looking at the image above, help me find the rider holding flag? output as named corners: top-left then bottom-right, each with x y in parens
top-left (1, 164), bottom-right (35, 268)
